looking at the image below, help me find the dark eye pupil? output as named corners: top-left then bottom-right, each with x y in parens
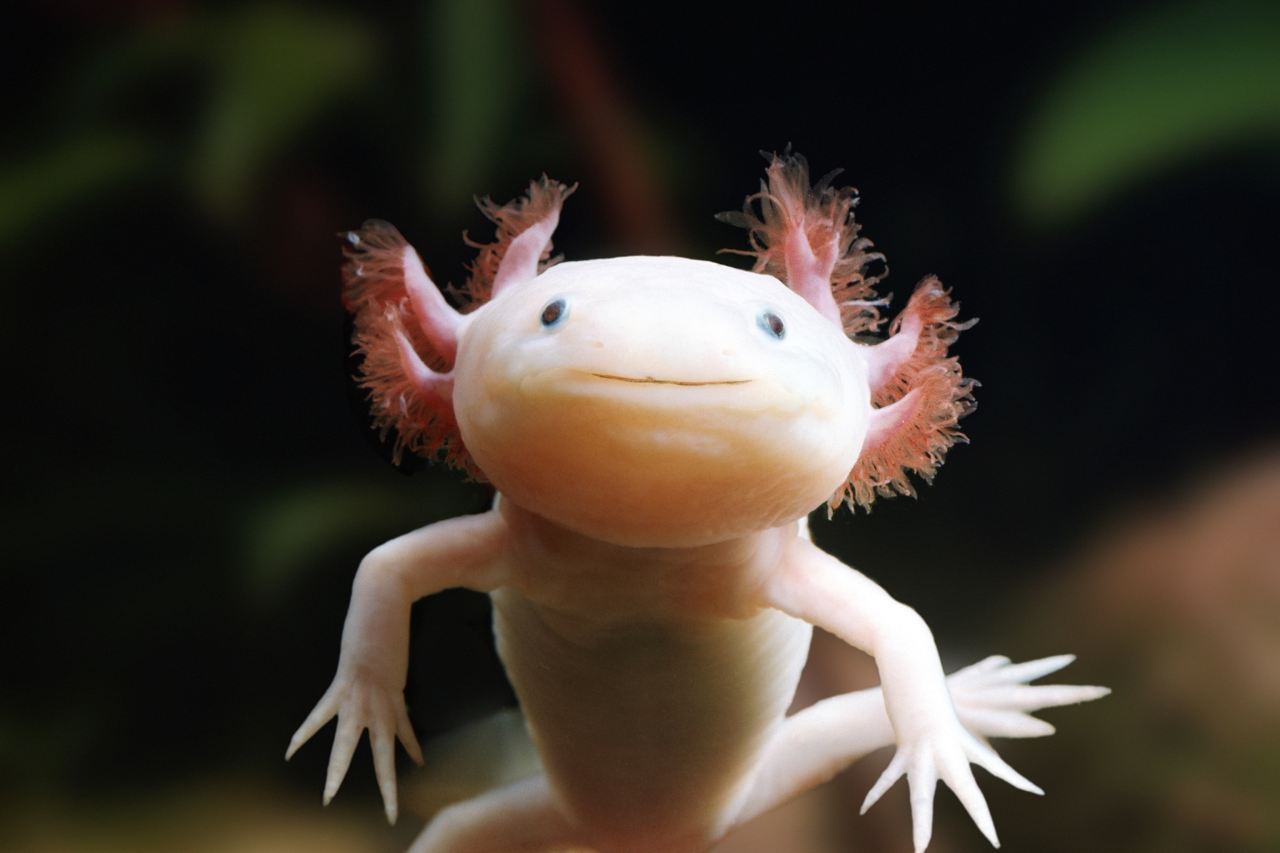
top-left (759, 311), bottom-right (785, 339)
top-left (541, 299), bottom-right (565, 326)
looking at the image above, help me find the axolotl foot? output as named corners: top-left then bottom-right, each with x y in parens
top-left (286, 667), bottom-right (425, 825)
top-left (868, 654), bottom-right (1109, 853)
top-left (724, 654), bottom-right (1108, 853)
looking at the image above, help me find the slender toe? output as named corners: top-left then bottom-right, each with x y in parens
top-left (862, 749), bottom-right (908, 814)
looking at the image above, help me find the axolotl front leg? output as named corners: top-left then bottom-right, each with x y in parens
top-left (759, 537), bottom-right (1045, 853)
top-left (286, 511), bottom-right (513, 824)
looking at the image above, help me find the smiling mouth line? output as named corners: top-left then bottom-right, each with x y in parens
top-left (590, 373), bottom-right (753, 387)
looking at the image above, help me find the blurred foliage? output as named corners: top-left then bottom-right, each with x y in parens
top-left (0, 780), bottom-right (400, 853)
top-left (243, 475), bottom-right (477, 602)
top-left (2, 1), bottom-right (1279, 851)
top-left (425, 0), bottom-right (527, 214)
top-left (1012, 0), bottom-right (1280, 224)
top-left (191, 5), bottom-right (376, 218)
top-left (0, 132), bottom-right (158, 241)
top-left (0, 0), bottom-right (550, 245)
top-left (969, 454), bottom-right (1280, 853)
top-left (0, 4), bottom-right (376, 242)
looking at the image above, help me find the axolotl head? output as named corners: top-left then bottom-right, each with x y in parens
top-left (342, 156), bottom-right (975, 548)
top-left (453, 255), bottom-right (867, 546)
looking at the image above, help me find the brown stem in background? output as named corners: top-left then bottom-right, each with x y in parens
top-left (525, 0), bottom-right (680, 254)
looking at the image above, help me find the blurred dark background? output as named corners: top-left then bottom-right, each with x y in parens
top-left (1, 1), bottom-right (1278, 851)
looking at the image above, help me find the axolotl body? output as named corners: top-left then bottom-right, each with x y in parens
top-left (288, 154), bottom-right (1107, 853)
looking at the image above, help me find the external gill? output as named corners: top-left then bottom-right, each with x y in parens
top-left (341, 179), bottom-right (572, 469)
top-left (717, 150), bottom-right (886, 335)
top-left (839, 279), bottom-right (977, 511)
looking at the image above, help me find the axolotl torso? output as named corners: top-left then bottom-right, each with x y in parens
top-left (289, 154), bottom-right (1107, 853)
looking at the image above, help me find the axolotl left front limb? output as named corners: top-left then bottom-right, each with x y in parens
top-left (286, 510), bottom-right (513, 824)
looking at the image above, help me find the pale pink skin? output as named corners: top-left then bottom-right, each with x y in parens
top-left (289, 252), bottom-right (1108, 853)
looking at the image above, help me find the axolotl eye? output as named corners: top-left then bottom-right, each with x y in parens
top-left (541, 298), bottom-right (567, 328)
top-left (757, 310), bottom-right (786, 340)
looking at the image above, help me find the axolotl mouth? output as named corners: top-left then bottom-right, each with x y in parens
top-left (509, 367), bottom-right (821, 417)
top-left (590, 374), bottom-right (753, 387)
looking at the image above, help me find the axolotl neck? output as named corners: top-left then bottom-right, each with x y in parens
top-left (453, 256), bottom-right (872, 548)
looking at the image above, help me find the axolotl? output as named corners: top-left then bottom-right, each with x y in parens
top-left (288, 153), bottom-right (1107, 853)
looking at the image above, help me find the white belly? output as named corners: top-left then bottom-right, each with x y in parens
top-left (490, 586), bottom-right (812, 851)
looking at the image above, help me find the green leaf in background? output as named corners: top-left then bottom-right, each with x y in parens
top-left (425, 0), bottom-right (525, 212)
top-left (0, 133), bottom-right (158, 249)
top-left (0, 6), bottom-right (378, 242)
top-left (1012, 0), bottom-right (1280, 225)
top-left (58, 18), bottom-right (207, 126)
top-left (242, 475), bottom-right (475, 602)
top-left (191, 5), bottom-right (376, 220)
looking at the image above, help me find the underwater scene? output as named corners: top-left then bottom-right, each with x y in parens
top-left (2, 1), bottom-right (1278, 851)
